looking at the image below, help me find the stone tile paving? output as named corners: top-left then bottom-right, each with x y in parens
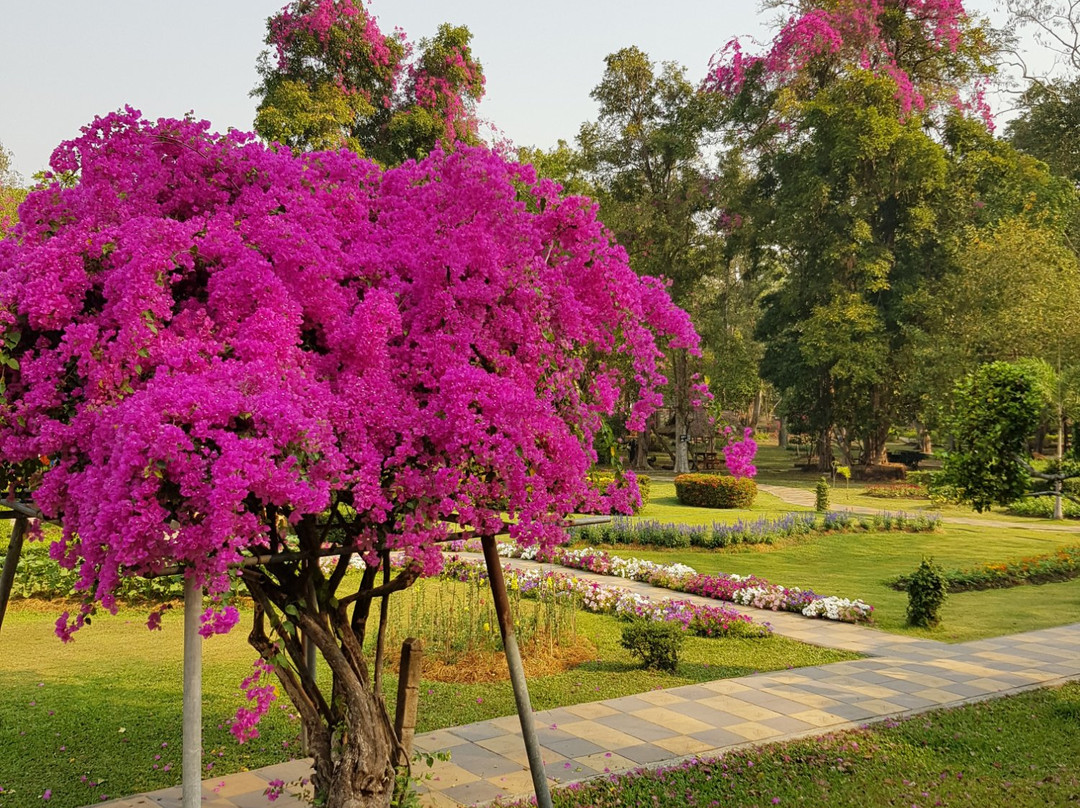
top-left (95, 561), bottom-right (1080, 808)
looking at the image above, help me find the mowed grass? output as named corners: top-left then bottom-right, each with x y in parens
top-left (504, 681), bottom-right (1080, 808)
top-left (0, 589), bottom-right (858, 808)
top-left (638, 483), bottom-right (812, 525)
top-left (619, 480), bottom-right (1080, 641)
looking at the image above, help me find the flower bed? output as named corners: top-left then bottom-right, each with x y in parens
top-left (443, 541), bottom-right (875, 623)
top-left (440, 557), bottom-right (770, 638)
top-left (569, 511), bottom-right (940, 550)
top-left (887, 544), bottom-right (1080, 593)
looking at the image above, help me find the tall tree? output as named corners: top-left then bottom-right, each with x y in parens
top-left (0, 141), bottom-right (24, 235)
top-left (0, 111), bottom-right (695, 807)
top-left (1007, 78), bottom-right (1080, 186)
top-left (908, 116), bottom-right (1079, 442)
top-left (709, 0), bottom-right (996, 468)
top-left (253, 0), bottom-right (484, 165)
top-left (578, 47), bottom-right (725, 472)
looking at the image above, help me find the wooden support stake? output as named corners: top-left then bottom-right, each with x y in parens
top-left (481, 535), bottom-right (553, 808)
top-left (182, 576), bottom-right (203, 808)
top-left (393, 638), bottom-right (424, 766)
top-left (0, 515), bottom-right (28, 635)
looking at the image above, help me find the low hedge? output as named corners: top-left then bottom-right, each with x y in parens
top-left (864, 483), bottom-right (926, 499)
top-left (1007, 496), bottom-right (1080, 519)
top-left (674, 474), bottom-right (757, 509)
top-left (585, 471), bottom-right (651, 514)
top-left (887, 544), bottom-right (1080, 593)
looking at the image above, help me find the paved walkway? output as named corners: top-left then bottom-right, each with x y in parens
top-left (97, 550), bottom-right (1080, 808)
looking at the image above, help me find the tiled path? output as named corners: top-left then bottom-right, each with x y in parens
top-left (97, 551), bottom-right (1080, 808)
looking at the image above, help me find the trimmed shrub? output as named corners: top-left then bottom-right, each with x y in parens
top-left (674, 474), bottom-right (757, 509)
top-left (585, 471), bottom-right (651, 514)
top-left (864, 483), bottom-right (926, 498)
top-left (815, 477), bottom-right (830, 512)
top-left (852, 463), bottom-right (907, 482)
top-left (906, 558), bottom-right (947, 628)
top-left (620, 618), bottom-right (684, 671)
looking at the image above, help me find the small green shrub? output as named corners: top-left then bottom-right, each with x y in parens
top-left (1006, 496), bottom-right (1080, 519)
top-left (585, 471), bottom-right (651, 514)
top-left (815, 477), bottom-right (830, 512)
top-left (673, 474), bottom-right (757, 509)
top-left (906, 558), bottom-right (947, 628)
top-left (905, 470), bottom-right (933, 488)
top-left (619, 618), bottom-right (684, 672)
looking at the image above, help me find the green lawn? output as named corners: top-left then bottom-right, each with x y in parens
top-left (606, 516), bottom-right (1080, 641)
top-left (502, 682), bottom-right (1080, 808)
top-left (638, 482), bottom-right (812, 525)
top-left (0, 595), bottom-right (857, 808)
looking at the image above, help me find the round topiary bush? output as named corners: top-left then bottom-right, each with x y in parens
top-left (674, 473), bottom-right (757, 508)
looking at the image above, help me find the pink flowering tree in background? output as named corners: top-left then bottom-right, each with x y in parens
top-left (706, 0), bottom-right (1001, 471)
top-left (0, 110), bottom-right (696, 807)
top-left (253, 0), bottom-right (485, 166)
top-left (721, 427), bottom-right (758, 479)
top-left (708, 0), bottom-right (994, 124)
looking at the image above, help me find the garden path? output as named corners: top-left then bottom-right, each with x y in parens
top-left (758, 484), bottom-right (1080, 533)
top-left (94, 555), bottom-right (1080, 808)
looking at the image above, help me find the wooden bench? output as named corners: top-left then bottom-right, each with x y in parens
top-left (693, 451), bottom-right (722, 471)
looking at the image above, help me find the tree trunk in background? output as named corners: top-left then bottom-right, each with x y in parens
top-left (917, 422), bottom-right (932, 455)
top-left (631, 430), bottom-right (652, 471)
top-left (833, 427), bottom-right (854, 467)
top-left (1056, 404), bottom-right (1065, 520)
top-left (817, 427), bottom-right (833, 472)
top-left (863, 424), bottom-right (890, 466)
top-left (672, 349), bottom-right (692, 474)
top-left (778, 416), bottom-right (788, 449)
top-left (750, 387), bottom-right (763, 430)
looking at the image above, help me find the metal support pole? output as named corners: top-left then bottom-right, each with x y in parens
top-left (300, 632), bottom-right (317, 754)
top-left (182, 576), bottom-right (203, 808)
top-left (0, 515), bottom-right (28, 634)
top-left (480, 535), bottom-right (552, 808)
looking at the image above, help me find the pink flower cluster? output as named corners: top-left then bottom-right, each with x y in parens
top-left (0, 109), bottom-right (696, 640)
top-left (706, 0), bottom-right (985, 122)
top-left (231, 659), bottom-right (278, 743)
top-left (721, 426), bottom-right (758, 479)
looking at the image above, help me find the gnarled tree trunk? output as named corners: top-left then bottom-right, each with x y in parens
top-left (672, 349), bottom-right (692, 474)
top-left (241, 515), bottom-right (411, 808)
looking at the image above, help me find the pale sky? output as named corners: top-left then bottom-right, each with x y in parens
top-left (1, 0), bottom-right (1010, 180)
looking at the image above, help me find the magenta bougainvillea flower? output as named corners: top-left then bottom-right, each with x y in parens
top-left (0, 109), bottom-right (697, 642)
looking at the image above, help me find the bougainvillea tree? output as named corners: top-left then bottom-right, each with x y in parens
top-left (0, 109), bottom-right (696, 807)
top-left (253, 0), bottom-right (485, 166)
top-left (707, 0), bottom-right (996, 469)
